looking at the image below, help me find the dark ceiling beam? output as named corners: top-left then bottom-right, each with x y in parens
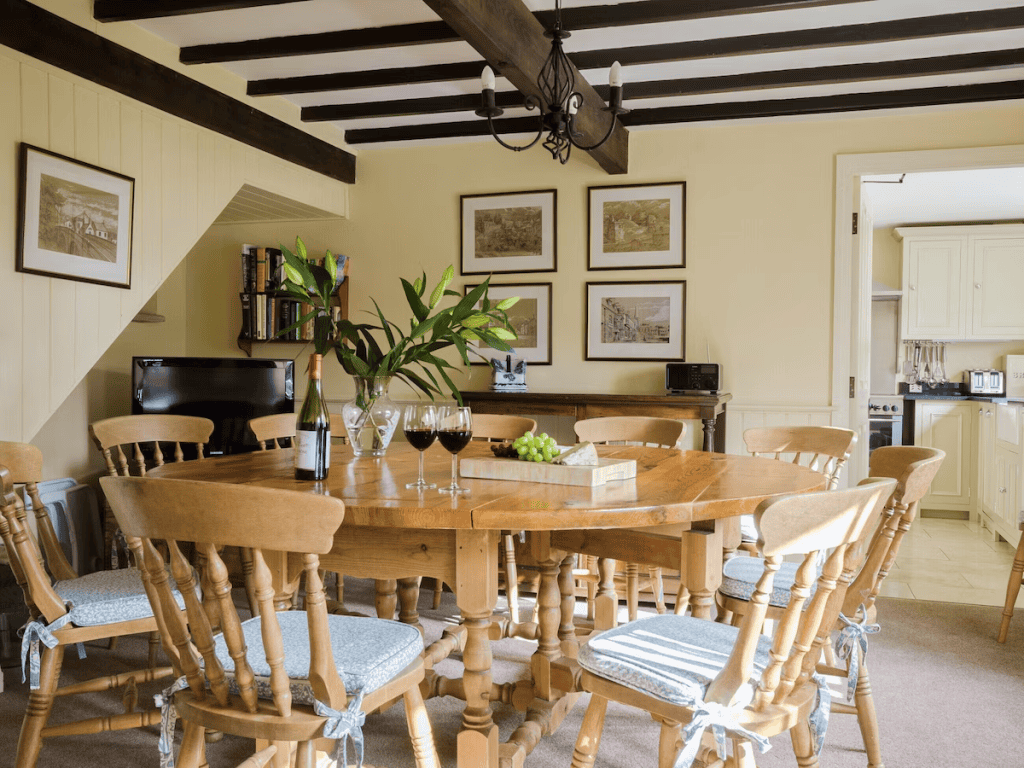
top-left (343, 80), bottom-right (1024, 144)
top-left (183, 0), bottom-right (868, 64)
top-left (420, 0), bottom-right (629, 174)
top-left (301, 49), bottom-right (1024, 122)
top-left (1, 0), bottom-right (355, 183)
top-left (249, 6), bottom-right (1024, 97)
top-left (94, 0), bottom-right (305, 22)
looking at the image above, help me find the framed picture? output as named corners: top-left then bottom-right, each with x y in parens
top-left (461, 189), bottom-right (556, 275)
top-left (586, 280), bottom-right (686, 362)
top-left (588, 181), bottom-right (685, 270)
top-left (16, 143), bottom-right (134, 289)
top-left (465, 282), bottom-right (552, 365)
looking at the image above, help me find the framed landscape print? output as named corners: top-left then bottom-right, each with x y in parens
top-left (588, 181), bottom-right (685, 270)
top-left (461, 189), bottom-right (556, 275)
top-left (586, 280), bottom-right (685, 361)
top-left (465, 282), bottom-right (552, 365)
top-left (16, 143), bottom-right (134, 289)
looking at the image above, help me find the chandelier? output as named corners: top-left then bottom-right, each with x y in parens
top-left (475, 0), bottom-right (627, 164)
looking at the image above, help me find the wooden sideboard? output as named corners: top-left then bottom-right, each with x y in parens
top-left (460, 390), bottom-right (732, 452)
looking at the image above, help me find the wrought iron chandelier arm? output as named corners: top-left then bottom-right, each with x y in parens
top-left (479, 94), bottom-right (544, 152)
top-left (565, 91), bottom-right (627, 152)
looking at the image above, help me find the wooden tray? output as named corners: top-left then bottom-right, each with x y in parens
top-left (459, 455), bottom-right (637, 487)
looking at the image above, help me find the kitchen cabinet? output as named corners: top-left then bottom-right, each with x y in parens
top-left (914, 400), bottom-right (973, 511)
top-left (978, 402), bottom-right (1023, 547)
top-left (979, 403), bottom-right (996, 517)
top-left (897, 225), bottom-right (1024, 341)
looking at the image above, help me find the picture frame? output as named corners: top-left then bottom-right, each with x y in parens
top-left (465, 282), bottom-right (552, 365)
top-left (16, 143), bottom-right (134, 289)
top-left (586, 280), bottom-right (686, 362)
top-left (587, 181), bottom-right (685, 270)
top-left (461, 189), bottom-right (556, 275)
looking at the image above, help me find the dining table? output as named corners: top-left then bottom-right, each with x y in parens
top-left (149, 440), bottom-right (826, 768)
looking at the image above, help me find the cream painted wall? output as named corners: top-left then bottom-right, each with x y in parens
top-left (872, 229), bottom-right (901, 291)
top-left (28, 101), bottom-right (1024, 481)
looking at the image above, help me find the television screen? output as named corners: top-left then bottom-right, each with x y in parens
top-left (131, 357), bottom-right (295, 455)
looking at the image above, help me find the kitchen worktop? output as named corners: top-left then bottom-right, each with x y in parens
top-left (902, 392), bottom-right (1016, 403)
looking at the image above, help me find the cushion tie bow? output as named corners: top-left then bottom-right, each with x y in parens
top-left (834, 604), bottom-right (880, 701)
top-left (673, 698), bottom-right (772, 768)
top-left (19, 610), bottom-right (84, 689)
top-left (314, 689), bottom-right (366, 768)
top-left (807, 673), bottom-right (832, 755)
top-left (154, 676), bottom-right (189, 768)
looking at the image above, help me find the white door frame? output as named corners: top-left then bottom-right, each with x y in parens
top-left (832, 144), bottom-right (1024, 476)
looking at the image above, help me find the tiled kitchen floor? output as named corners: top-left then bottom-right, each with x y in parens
top-left (881, 515), bottom-right (1023, 607)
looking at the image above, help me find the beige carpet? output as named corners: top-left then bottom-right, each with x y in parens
top-left (2, 579), bottom-right (1023, 767)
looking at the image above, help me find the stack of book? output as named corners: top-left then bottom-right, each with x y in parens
top-left (238, 244), bottom-right (349, 343)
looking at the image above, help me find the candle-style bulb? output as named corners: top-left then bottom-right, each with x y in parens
top-left (568, 94), bottom-right (579, 115)
top-left (609, 61), bottom-right (623, 88)
top-left (481, 65), bottom-right (495, 91)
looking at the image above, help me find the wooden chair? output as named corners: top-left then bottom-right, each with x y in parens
top-left (101, 475), bottom-right (439, 768)
top-left (573, 416), bottom-right (686, 622)
top-left (89, 414), bottom-right (215, 568)
top-left (999, 528), bottom-right (1024, 643)
top-left (0, 463), bottom-right (180, 768)
top-left (568, 478), bottom-right (895, 768)
top-left (735, 426), bottom-right (857, 554)
top-left (716, 446), bottom-right (944, 768)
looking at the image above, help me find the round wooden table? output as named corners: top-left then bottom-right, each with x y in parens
top-left (151, 441), bottom-right (825, 768)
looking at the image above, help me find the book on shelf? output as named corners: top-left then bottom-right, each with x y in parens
top-left (241, 244), bottom-right (256, 293)
top-left (266, 295), bottom-right (276, 341)
top-left (239, 292), bottom-right (253, 340)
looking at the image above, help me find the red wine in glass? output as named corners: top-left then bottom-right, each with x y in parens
top-left (437, 406), bottom-right (472, 494)
top-left (403, 404), bottom-right (437, 489)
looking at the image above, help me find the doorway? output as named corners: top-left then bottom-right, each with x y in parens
top-left (832, 144), bottom-right (1024, 481)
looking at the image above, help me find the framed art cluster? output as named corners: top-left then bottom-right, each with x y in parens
top-left (459, 182), bottom-right (687, 364)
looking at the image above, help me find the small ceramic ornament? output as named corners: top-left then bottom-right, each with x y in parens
top-left (490, 355), bottom-right (527, 392)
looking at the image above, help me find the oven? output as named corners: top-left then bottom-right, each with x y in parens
top-left (868, 395), bottom-right (904, 453)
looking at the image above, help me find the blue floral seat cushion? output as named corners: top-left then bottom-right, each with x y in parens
top-left (212, 612), bottom-right (423, 705)
top-left (719, 557), bottom-right (818, 608)
top-left (578, 614), bottom-right (772, 707)
top-left (54, 567), bottom-right (184, 627)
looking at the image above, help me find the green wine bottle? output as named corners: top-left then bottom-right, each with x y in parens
top-left (295, 353), bottom-right (330, 481)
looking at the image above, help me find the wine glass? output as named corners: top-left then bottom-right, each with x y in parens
top-left (403, 404), bottom-right (437, 490)
top-left (437, 406), bottom-right (473, 495)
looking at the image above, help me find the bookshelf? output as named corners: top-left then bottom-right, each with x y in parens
top-left (236, 244), bottom-right (350, 357)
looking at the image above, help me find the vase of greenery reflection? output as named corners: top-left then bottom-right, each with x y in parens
top-left (342, 375), bottom-right (400, 457)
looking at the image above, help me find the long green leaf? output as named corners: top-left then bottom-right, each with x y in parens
top-left (402, 278), bottom-right (429, 322)
top-left (370, 298), bottom-right (396, 349)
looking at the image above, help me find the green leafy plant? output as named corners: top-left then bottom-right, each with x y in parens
top-left (276, 237), bottom-right (520, 404)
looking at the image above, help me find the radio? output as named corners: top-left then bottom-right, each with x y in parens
top-left (666, 363), bottom-right (721, 393)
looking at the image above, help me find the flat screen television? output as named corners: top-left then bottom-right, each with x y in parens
top-left (131, 356), bottom-right (295, 456)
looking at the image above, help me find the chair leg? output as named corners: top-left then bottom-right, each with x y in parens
top-left (240, 546), bottom-right (260, 618)
top-left (403, 682), bottom-right (441, 768)
top-left (503, 533), bottom-right (521, 624)
top-left (584, 555), bottom-right (598, 621)
top-left (789, 717), bottom-right (821, 768)
top-left (398, 577), bottom-right (423, 635)
top-left (16, 644), bottom-right (65, 768)
top-left (998, 534), bottom-right (1024, 642)
top-left (657, 720), bottom-right (682, 768)
top-left (650, 567), bottom-right (667, 614)
top-left (732, 737), bottom-right (756, 768)
top-left (570, 693), bottom-right (608, 768)
top-left (148, 630), bottom-right (160, 667)
top-left (375, 579), bottom-right (398, 620)
top-left (854, 656), bottom-right (885, 768)
top-left (293, 740), bottom-right (316, 768)
top-left (431, 579), bottom-right (443, 610)
top-left (626, 562), bottom-right (640, 622)
top-left (176, 720), bottom-right (207, 768)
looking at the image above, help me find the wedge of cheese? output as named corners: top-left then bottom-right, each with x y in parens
top-left (552, 441), bottom-right (599, 466)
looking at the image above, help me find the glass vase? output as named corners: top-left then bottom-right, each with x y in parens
top-left (342, 376), bottom-right (400, 457)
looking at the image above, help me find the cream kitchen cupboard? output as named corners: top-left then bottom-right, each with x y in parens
top-left (897, 225), bottom-right (1024, 341)
top-left (915, 400), bottom-right (974, 511)
top-left (977, 403), bottom-right (1022, 547)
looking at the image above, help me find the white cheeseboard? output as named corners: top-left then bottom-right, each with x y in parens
top-left (459, 455), bottom-right (637, 487)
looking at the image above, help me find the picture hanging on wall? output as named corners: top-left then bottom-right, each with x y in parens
top-left (464, 282), bottom-right (552, 365)
top-left (461, 189), bottom-right (556, 275)
top-left (16, 143), bottom-right (134, 289)
top-left (586, 280), bottom-right (685, 361)
top-left (587, 181), bottom-right (685, 270)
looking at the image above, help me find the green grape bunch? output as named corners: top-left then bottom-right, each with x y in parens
top-left (512, 431), bottom-right (561, 463)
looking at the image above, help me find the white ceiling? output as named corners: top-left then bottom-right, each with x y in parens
top-left (862, 167), bottom-right (1024, 229)
top-left (117, 0), bottom-right (1024, 149)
